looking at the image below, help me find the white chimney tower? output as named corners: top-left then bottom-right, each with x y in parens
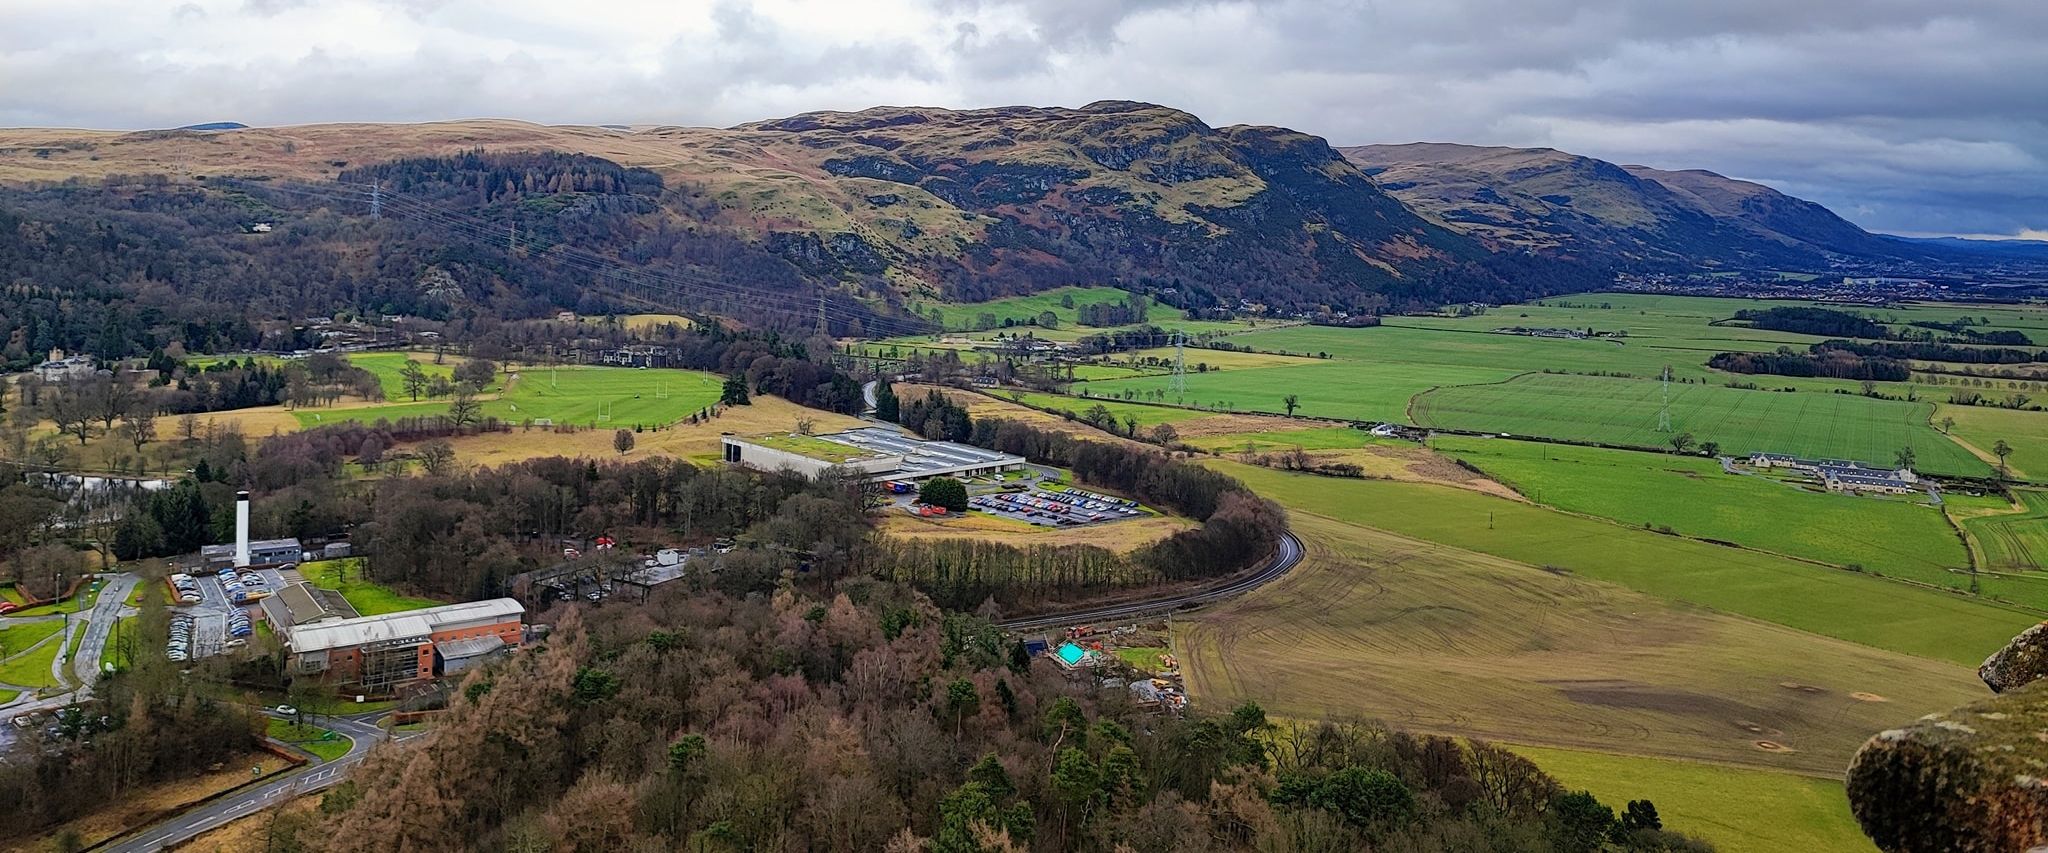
top-left (234, 491), bottom-right (251, 568)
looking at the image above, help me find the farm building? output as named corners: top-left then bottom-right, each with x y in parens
top-left (721, 427), bottom-right (1026, 482)
top-left (1824, 471), bottom-right (1921, 495)
top-left (1748, 453), bottom-right (1921, 493)
top-left (285, 598), bottom-right (524, 693)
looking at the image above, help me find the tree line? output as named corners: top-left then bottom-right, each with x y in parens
top-left (259, 585), bottom-right (1708, 852)
top-left (1706, 348), bottom-right (1912, 382)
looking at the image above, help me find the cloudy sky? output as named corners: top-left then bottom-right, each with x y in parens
top-left (2, 0), bottom-right (2042, 238)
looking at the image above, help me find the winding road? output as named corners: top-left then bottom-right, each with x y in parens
top-left (103, 710), bottom-right (406, 853)
top-left (996, 530), bottom-right (1305, 631)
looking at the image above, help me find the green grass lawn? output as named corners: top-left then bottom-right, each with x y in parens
top-left (1211, 460), bottom-right (2038, 665)
top-left (1412, 373), bottom-right (1988, 476)
top-left (0, 584), bottom-right (27, 606)
top-left (1964, 489), bottom-right (2048, 573)
top-left (0, 631), bottom-right (66, 688)
top-left (0, 620), bottom-right (65, 659)
top-left (1084, 358), bottom-right (1518, 423)
top-left (1514, 745), bottom-right (1873, 853)
top-left (1433, 437), bottom-right (1974, 596)
top-left (6, 581), bottom-right (101, 618)
top-left (999, 390), bottom-right (1209, 428)
top-left (295, 365), bottom-right (723, 430)
top-left (1113, 646), bottom-right (1171, 673)
top-left (303, 558), bottom-right (442, 616)
top-left (266, 718), bottom-right (352, 762)
top-left (0, 688), bottom-right (17, 704)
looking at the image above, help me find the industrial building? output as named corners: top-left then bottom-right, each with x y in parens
top-left (721, 426), bottom-right (1026, 482)
top-left (201, 491), bottom-right (302, 568)
top-left (285, 598), bottom-right (525, 693)
top-left (260, 581), bottom-right (360, 629)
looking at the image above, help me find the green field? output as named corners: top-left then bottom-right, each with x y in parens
top-left (304, 558), bottom-right (442, 616)
top-left (295, 366), bottom-right (723, 429)
top-left (1210, 461), bottom-right (2037, 665)
top-left (1964, 489), bottom-right (2048, 573)
top-left (1085, 359), bottom-right (1517, 422)
top-left (918, 286), bottom-right (1159, 331)
top-left (1515, 745), bottom-right (1873, 853)
top-left (1047, 293), bottom-right (2044, 480)
top-left (1412, 373), bottom-right (1988, 475)
top-left (999, 390), bottom-right (1208, 428)
top-left (1434, 437), bottom-right (1972, 592)
top-left (1938, 403), bottom-right (2048, 479)
top-left (267, 718), bottom-right (352, 762)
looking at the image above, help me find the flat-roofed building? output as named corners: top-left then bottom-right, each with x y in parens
top-left (260, 581), bottom-right (361, 630)
top-left (721, 426), bottom-right (1026, 483)
top-left (286, 598), bottom-right (524, 694)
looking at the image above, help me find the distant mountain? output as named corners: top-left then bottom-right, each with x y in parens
top-left (1342, 143), bottom-right (1939, 270)
top-left (175, 121), bottom-right (248, 131)
top-left (1886, 235), bottom-right (2048, 260)
top-left (0, 103), bottom-right (1595, 314)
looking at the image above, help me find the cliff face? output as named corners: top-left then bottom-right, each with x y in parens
top-left (0, 103), bottom-right (1565, 314)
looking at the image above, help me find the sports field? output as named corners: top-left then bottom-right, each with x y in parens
top-left (1433, 436), bottom-right (1972, 591)
top-left (1962, 489), bottom-right (2048, 573)
top-left (1412, 373), bottom-right (1988, 475)
top-left (1209, 461), bottom-right (2038, 664)
top-left (1514, 746), bottom-right (1874, 853)
top-left (294, 365), bottom-right (723, 429)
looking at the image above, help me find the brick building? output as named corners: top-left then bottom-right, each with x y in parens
top-left (285, 598), bottom-right (524, 693)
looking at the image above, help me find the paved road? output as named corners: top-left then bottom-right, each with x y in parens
top-left (104, 711), bottom-right (401, 853)
top-left (861, 379), bottom-right (878, 413)
top-left (996, 530), bottom-right (1305, 631)
top-left (0, 573), bottom-right (139, 724)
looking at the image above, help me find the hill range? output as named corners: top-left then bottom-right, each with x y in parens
top-left (0, 101), bottom-right (2039, 327)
